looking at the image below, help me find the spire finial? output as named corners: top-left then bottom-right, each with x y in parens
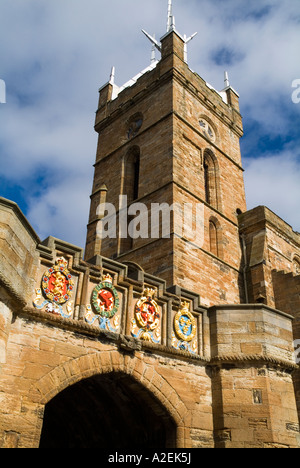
top-left (183, 32), bottom-right (198, 63)
top-left (167, 0), bottom-right (174, 32)
top-left (109, 66), bottom-right (115, 85)
top-left (151, 34), bottom-right (157, 64)
top-left (224, 71), bottom-right (230, 88)
top-left (0, 79), bottom-right (6, 104)
top-left (142, 29), bottom-right (162, 53)
top-left (142, 0), bottom-right (198, 65)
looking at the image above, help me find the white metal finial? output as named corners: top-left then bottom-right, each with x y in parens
top-left (151, 34), bottom-right (156, 64)
top-left (171, 15), bottom-right (176, 31)
top-left (142, 0), bottom-right (198, 65)
top-left (167, 0), bottom-right (173, 32)
top-left (142, 29), bottom-right (162, 52)
top-left (224, 71), bottom-right (230, 88)
top-left (0, 79), bottom-right (6, 104)
top-left (109, 66), bottom-right (115, 85)
top-left (183, 32), bottom-right (198, 63)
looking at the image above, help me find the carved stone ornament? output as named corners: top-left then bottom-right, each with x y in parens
top-left (33, 257), bottom-right (74, 318)
top-left (42, 257), bottom-right (74, 305)
top-left (174, 302), bottom-right (196, 342)
top-left (91, 273), bottom-right (119, 318)
top-left (131, 288), bottom-right (161, 343)
top-left (85, 274), bottom-right (120, 332)
top-left (172, 301), bottom-right (197, 354)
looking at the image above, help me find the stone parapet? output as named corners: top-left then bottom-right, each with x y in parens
top-left (209, 304), bottom-right (296, 367)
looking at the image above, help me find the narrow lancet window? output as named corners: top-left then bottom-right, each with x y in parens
top-left (203, 150), bottom-right (220, 210)
top-left (123, 147), bottom-right (140, 204)
top-left (120, 147), bottom-right (141, 255)
top-left (209, 220), bottom-right (218, 257)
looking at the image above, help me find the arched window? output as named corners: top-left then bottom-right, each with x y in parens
top-left (203, 150), bottom-right (219, 210)
top-left (123, 147), bottom-right (140, 203)
top-left (120, 147), bottom-right (141, 255)
top-left (204, 160), bottom-right (210, 204)
top-left (209, 220), bottom-right (218, 257)
top-left (208, 217), bottom-right (223, 259)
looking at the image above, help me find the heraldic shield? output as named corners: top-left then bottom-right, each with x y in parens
top-left (131, 288), bottom-right (161, 343)
top-left (33, 257), bottom-right (74, 318)
top-left (172, 301), bottom-right (197, 354)
top-left (85, 273), bottom-right (120, 332)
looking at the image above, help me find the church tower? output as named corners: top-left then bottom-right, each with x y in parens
top-left (85, 1), bottom-right (247, 307)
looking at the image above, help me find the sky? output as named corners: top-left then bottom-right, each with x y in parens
top-left (0, 0), bottom-right (299, 248)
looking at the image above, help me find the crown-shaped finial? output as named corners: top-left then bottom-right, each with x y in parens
top-left (55, 257), bottom-right (68, 268)
top-left (180, 301), bottom-right (190, 312)
top-left (103, 273), bottom-right (113, 284)
top-left (144, 288), bottom-right (156, 298)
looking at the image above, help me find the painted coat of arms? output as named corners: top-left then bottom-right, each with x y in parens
top-left (172, 301), bottom-right (197, 354)
top-left (33, 257), bottom-right (74, 318)
top-left (131, 288), bottom-right (161, 343)
top-left (85, 273), bottom-right (120, 332)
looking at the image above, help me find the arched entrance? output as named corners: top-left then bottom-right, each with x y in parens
top-left (39, 372), bottom-right (177, 448)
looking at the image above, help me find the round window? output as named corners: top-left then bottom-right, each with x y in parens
top-left (127, 114), bottom-right (143, 139)
top-left (199, 119), bottom-right (215, 142)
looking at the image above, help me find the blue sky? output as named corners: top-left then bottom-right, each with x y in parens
top-left (0, 0), bottom-right (299, 247)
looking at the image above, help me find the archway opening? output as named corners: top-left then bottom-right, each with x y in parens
top-left (39, 372), bottom-right (177, 449)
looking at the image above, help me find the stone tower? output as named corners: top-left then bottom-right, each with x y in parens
top-left (85, 7), bottom-right (247, 308)
top-left (1, 1), bottom-right (299, 450)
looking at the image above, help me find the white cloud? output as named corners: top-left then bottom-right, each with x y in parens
top-left (27, 174), bottom-right (91, 246)
top-left (244, 152), bottom-right (300, 231)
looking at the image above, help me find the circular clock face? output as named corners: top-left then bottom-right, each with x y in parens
top-left (127, 115), bottom-right (143, 139)
top-left (199, 119), bottom-right (215, 142)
